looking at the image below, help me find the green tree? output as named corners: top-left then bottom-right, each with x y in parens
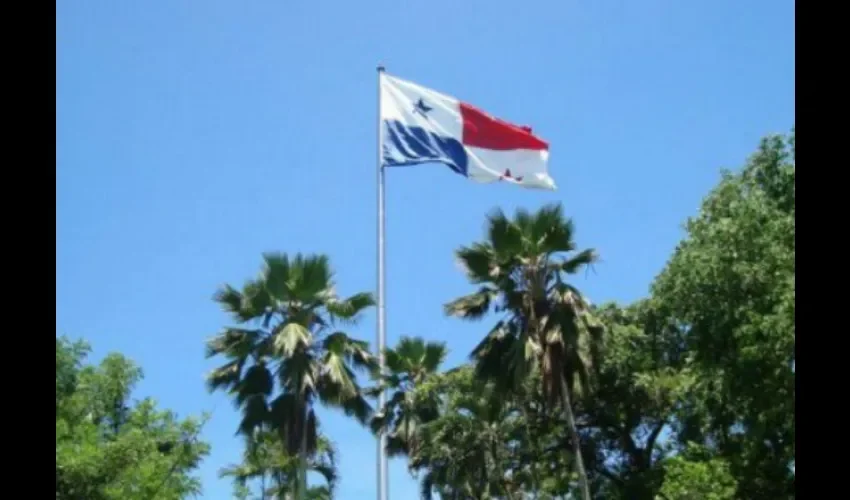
top-left (219, 428), bottom-right (338, 499)
top-left (408, 365), bottom-right (576, 500)
top-left (650, 130), bottom-right (795, 497)
top-left (571, 301), bottom-right (695, 498)
top-left (56, 337), bottom-right (210, 500)
top-left (370, 336), bottom-right (447, 458)
top-left (445, 204), bottom-right (600, 500)
top-left (657, 444), bottom-right (737, 500)
top-left (371, 339), bottom-right (574, 499)
top-left (412, 366), bottom-right (525, 499)
top-left (206, 253), bottom-right (376, 499)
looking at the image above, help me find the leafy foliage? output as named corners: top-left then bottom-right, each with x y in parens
top-left (55, 337), bottom-right (210, 500)
top-left (219, 428), bottom-right (338, 499)
top-left (574, 301), bottom-right (693, 499)
top-left (370, 336), bottom-right (447, 458)
top-left (658, 444), bottom-right (737, 500)
top-left (651, 131), bottom-right (795, 498)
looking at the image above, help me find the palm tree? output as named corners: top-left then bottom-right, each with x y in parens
top-left (413, 365), bottom-right (524, 500)
top-left (444, 204), bottom-right (600, 500)
top-left (369, 336), bottom-right (447, 458)
top-left (219, 428), bottom-right (338, 499)
top-left (206, 252), bottom-right (376, 499)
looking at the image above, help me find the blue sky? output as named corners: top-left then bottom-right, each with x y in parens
top-left (56, 1), bottom-right (794, 498)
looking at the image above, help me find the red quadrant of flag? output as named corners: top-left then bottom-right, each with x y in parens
top-left (459, 102), bottom-right (549, 151)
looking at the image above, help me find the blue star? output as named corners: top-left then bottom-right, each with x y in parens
top-left (413, 98), bottom-right (433, 117)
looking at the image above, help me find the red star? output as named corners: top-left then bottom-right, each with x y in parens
top-left (499, 169), bottom-right (524, 182)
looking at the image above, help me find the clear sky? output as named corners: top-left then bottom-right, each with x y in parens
top-left (56, 1), bottom-right (794, 498)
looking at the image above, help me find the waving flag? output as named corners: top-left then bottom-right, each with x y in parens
top-left (379, 72), bottom-right (556, 190)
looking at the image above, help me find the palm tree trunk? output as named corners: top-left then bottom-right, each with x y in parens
top-left (297, 407), bottom-right (309, 500)
top-left (558, 375), bottom-right (591, 500)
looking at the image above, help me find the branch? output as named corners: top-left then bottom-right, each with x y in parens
top-left (147, 412), bottom-right (212, 500)
top-left (621, 429), bottom-right (639, 457)
top-left (645, 419), bottom-right (667, 466)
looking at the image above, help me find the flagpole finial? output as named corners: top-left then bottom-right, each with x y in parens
top-left (377, 64), bottom-right (385, 73)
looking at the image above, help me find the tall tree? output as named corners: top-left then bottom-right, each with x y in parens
top-left (650, 130), bottom-right (795, 497)
top-left (56, 337), bottom-right (210, 500)
top-left (370, 336), bottom-right (447, 459)
top-left (445, 204), bottom-right (600, 500)
top-left (206, 253), bottom-right (376, 499)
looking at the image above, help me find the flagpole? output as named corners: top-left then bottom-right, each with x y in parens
top-left (376, 64), bottom-right (389, 500)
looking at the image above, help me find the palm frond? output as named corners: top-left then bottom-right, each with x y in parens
top-left (268, 393), bottom-right (297, 423)
top-left (455, 243), bottom-right (497, 282)
top-left (320, 352), bottom-right (358, 396)
top-left (470, 321), bottom-right (512, 367)
top-left (315, 358), bottom-right (372, 424)
top-left (362, 384), bottom-right (385, 399)
top-left (395, 336), bottom-right (426, 363)
top-left (218, 463), bottom-right (260, 484)
top-left (422, 342), bottom-right (448, 373)
top-left (370, 409), bottom-right (390, 434)
top-left (268, 393), bottom-right (302, 455)
top-left (386, 434), bottom-right (410, 457)
top-left (262, 252), bottom-right (292, 302)
top-left (213, 285), bottom-right (254, 322)
top-left (205, 360), bottom-right (243, 393)
top-left (277, 350), bottom-right (318, 395)
top-left (533, 203), bottom-right (576, 254)
top-left (383, 348), bottom-right (407, 374)
top-left (241, 279), bottom-right (272, 321)
top-left (510, 330), bottom-right (540, 389)
top-left (205, 328), bottom-right (262, 359)
top-left (298, 254), bottom-right (333, 299)
top-left (486, 208), bottom-right (524, 258)
top-left (237, 394), bottom-right (269, 436)
top-left (322, 332), bottom-right (376, 374)
top-left (511, 207), bottom-right (534, 242)
top-left (336, 392), bottom-right (372, 425)
top-left (444, 288), bottom-right (497, 320)
top-left (560, 248), bottom-right (598, 275)
top-left (235, 363), bottom-right (274, 406)
top-left (326, 292), bottom-right (376, 323)
top-left (273, 322), bottom-right (312, 357)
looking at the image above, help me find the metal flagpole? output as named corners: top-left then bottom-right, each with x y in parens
top-left (376, 64), bottom-right (389, 500)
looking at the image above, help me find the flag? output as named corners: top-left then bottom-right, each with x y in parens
top-left (379, 72), bottom-right (556, 190)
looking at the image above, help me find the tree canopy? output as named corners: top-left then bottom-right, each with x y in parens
top-left (56, 337), bottom-right (210, 500)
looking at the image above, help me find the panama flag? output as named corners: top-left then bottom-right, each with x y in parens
top-left (379, 72), bottom-right (556, 190)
